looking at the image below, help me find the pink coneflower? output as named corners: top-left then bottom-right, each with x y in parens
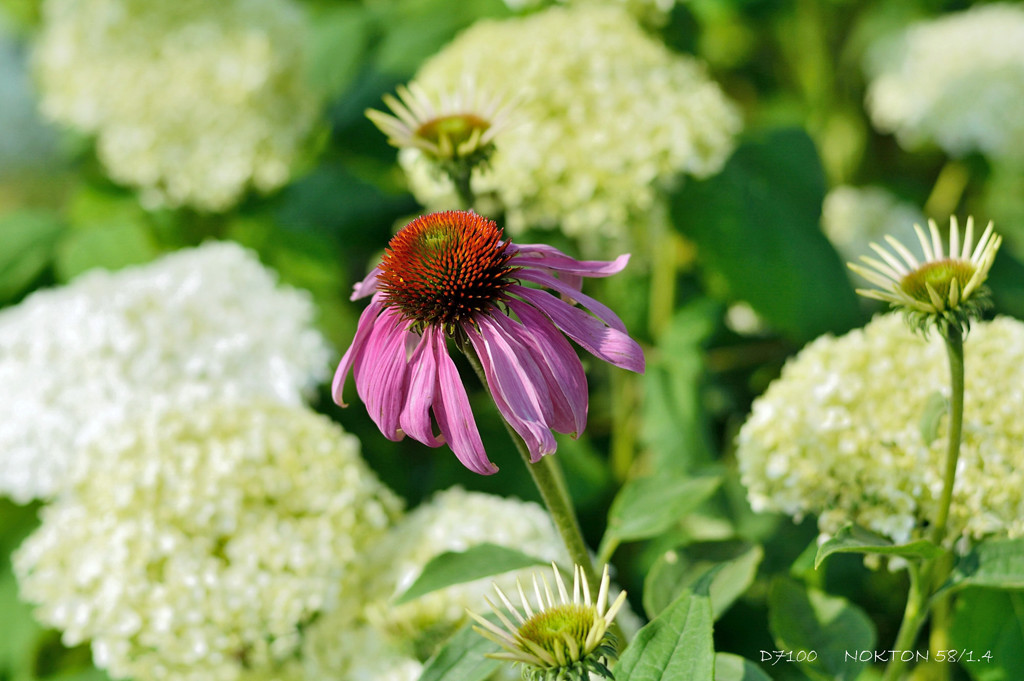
top-left (333, 210), bottom-right (644, 475)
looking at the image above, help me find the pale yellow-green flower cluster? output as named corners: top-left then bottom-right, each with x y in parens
top-left (293, 488), bottom-right (567, 681)
top-left (501, 0), bottom-right (679, 26)
top-left (14, 401), bottom-right (402, 681)
top-left (821, 185), bottom-right (923, 270)
top-left (33, 0), bottom-right (322, 210)
top-left (400, 5), bottom-right (740, 239)
top-left (0, 241), bottom-right (331, 503)
top-left (737, 314), bottom-right (1024, 545)
top-left (864, 3), bottom-right (1024, 165)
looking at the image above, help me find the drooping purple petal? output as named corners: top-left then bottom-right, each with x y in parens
top-left (433, 331), bottom-right (498, 475)
top-left (332, 297), bottom-right (385, 406)
top-left (353, 307), bottom-right (412, 440)
top-left (351, 267), bottom-right (382, 300)
top-left (510, 243), bottom-right (631, 278)
top-left (467, 315), bottom-right (558, 462)
top-left (399, 328), bottom-right (444, 447)
top-left (510, 285), bottom-right (645, 374)
top-left (505, 298), bottom-right (588, 437)
top-left (515, 268), bottom-right (628, 333)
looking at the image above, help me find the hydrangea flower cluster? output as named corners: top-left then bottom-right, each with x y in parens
top-left (14, 401), bottom-right (402, 681)
top-left (501, 0), bottom-right (679, 26)
top-left (0, 241), bottom-right (331, 502)
top-left (33, 0), bottom-right (322, 210)
top-left (398, 5), bottom-right (740, 238)
top-left (821, 185), bottom-right (923, 270)
top-left (362, 487), bottom-right (568, 650)
top-left (291, 488), bottom-right (567, 680)
top-left (864, 3), bottom-right (1024, 165)
top-left (737, 314), bottom-right (1024, 545)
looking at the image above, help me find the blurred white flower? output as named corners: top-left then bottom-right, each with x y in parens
top-left (821, 185), bottom-right (923, 269)
top-left (501, 0), bottom-right (679, 26)
top-left (399, 5), bottom-right (740, 239)
top-left (0, 241), bottom-right (331, 502)
top-left (737, 314), bottom-right (1024, 546)
top-left (864, 3), bottom-right (1024, 164)
top-left (34, 0), bottom-right (322, 210)
top-left (14, 401), bottom-right (402, 681)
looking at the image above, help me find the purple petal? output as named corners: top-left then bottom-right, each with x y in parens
top-left (510, 285), bottom-right (645, 374)
top-left (433, 329), bottom-right (498, 475)
top-left (505, 298), bottom-right (588, 437)
top-left (467, 316), bottom-right (558, 462)
top-left (353, 307), bottom-right (412, 441)
top-left (332, 297), bottom-right (385, 406)
top-left (510, 243), bottom-right (631, 277)
top-left (515, 268), bottom-right (628, 333)
top-left (351, 267), bottom-right (382, 300)
top-left (399, 329), bottom-right (444, 447)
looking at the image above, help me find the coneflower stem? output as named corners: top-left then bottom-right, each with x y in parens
top-left (881, 564), bottom-right (929, 681)
top-left (931, 327), bottom-right (964, 545)
top-left (458, 339), bottom-right (626, 646)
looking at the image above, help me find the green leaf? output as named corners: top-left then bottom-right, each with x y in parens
top-left (306, 4), bottom-right (370, 98)
top-left (950, 588), bottom-right (1023, 681)
top-left (814, 525), bottom-right (944, 569)
top-left (919, 391), bottom-right (948, 446)
top-left (600, 473), bottom-right (722, 556)
top-left (768, 578), bottom-right (876, 681)
top-left (0, 569), bottom-right (43, 679)
top-left (416, 617), bottom-right (502, 681)
top-left (0, 210), bottom-right (64, 300)
top-left (641, 300), bottom-right (720, 473)
top-left (949, 538), bottom-right (1024, 590)
top-left (714, 652), bottom-right (773, 681)
top-left (395, 543), bottom-right (547, 605)
top-left (615, 585), bottom-right (715, 681)
top-left (644, 542), bottom-right (763, 620)
top-left (55, 222), bottom-right (160, 282)
top-left (671, 128), bottom-right (863, 343)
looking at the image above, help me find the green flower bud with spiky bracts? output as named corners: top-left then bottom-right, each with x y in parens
top-left (848, 216), bottom-right (1001, 336)
top-left (468, 563), bottom-right (627, 681)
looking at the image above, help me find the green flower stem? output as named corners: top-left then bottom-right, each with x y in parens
top-left (883, 328), bottom-right (965, 681)
top-left (923, 160), bottom-right (969, 220)
top-left (881, 563), bottom-right (930, 681)
top-left (447, 165), bottom-right (475, 210)
top-left (458, 338), bottom-right (627, 646)
top-left (931, 328), bottom-right (964, 545)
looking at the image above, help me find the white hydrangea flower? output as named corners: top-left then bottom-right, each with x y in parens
top-left (821, 185), bottom-right (924, 268)
top-left (501, 0), bottom-right (679, 26)
top-left (361, 487), bottom-right (568, 654)
top-left (737, 314), bottom-right (1024, 545)
top-left (14, 401), bottom-right (402, 681)
top-left (0, 241), bottom-right (332, 502)
top-left (33, 0), bottom-right (322, 211)
top-left (296, 617), bottom-right (424, 681)
top-left (864, 3), bottom-right (1024, 165)
top-left (399, 5), bottom-right (740, 239)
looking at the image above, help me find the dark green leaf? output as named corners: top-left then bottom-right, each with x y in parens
top-left (949, 538), bottom-right (1024, 590)
top-left (600, 473), bottom-right (722, 555)
top-left (950, 588), bottom-right (1023, 681)
top-left (768, 578), bottom-right (875, 681)
top-left (641, 300), bottom-right (720, 473)
top-left (644, 542), bottom-right (763, 620)
top-left (616, 586), bottom-right (715, 681)
top-left (814, 525), bottom-right (943, 569)
top-left (395, 543), bottom-right (547, 605)
top-left (0, 210), bottom-right (64, 300)
top-left (417, 617), bottom-right (502, 681)
top-left (671, 128), bottom-right (863, 343)
top-left (714, 652), bottom-right (773, 681)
